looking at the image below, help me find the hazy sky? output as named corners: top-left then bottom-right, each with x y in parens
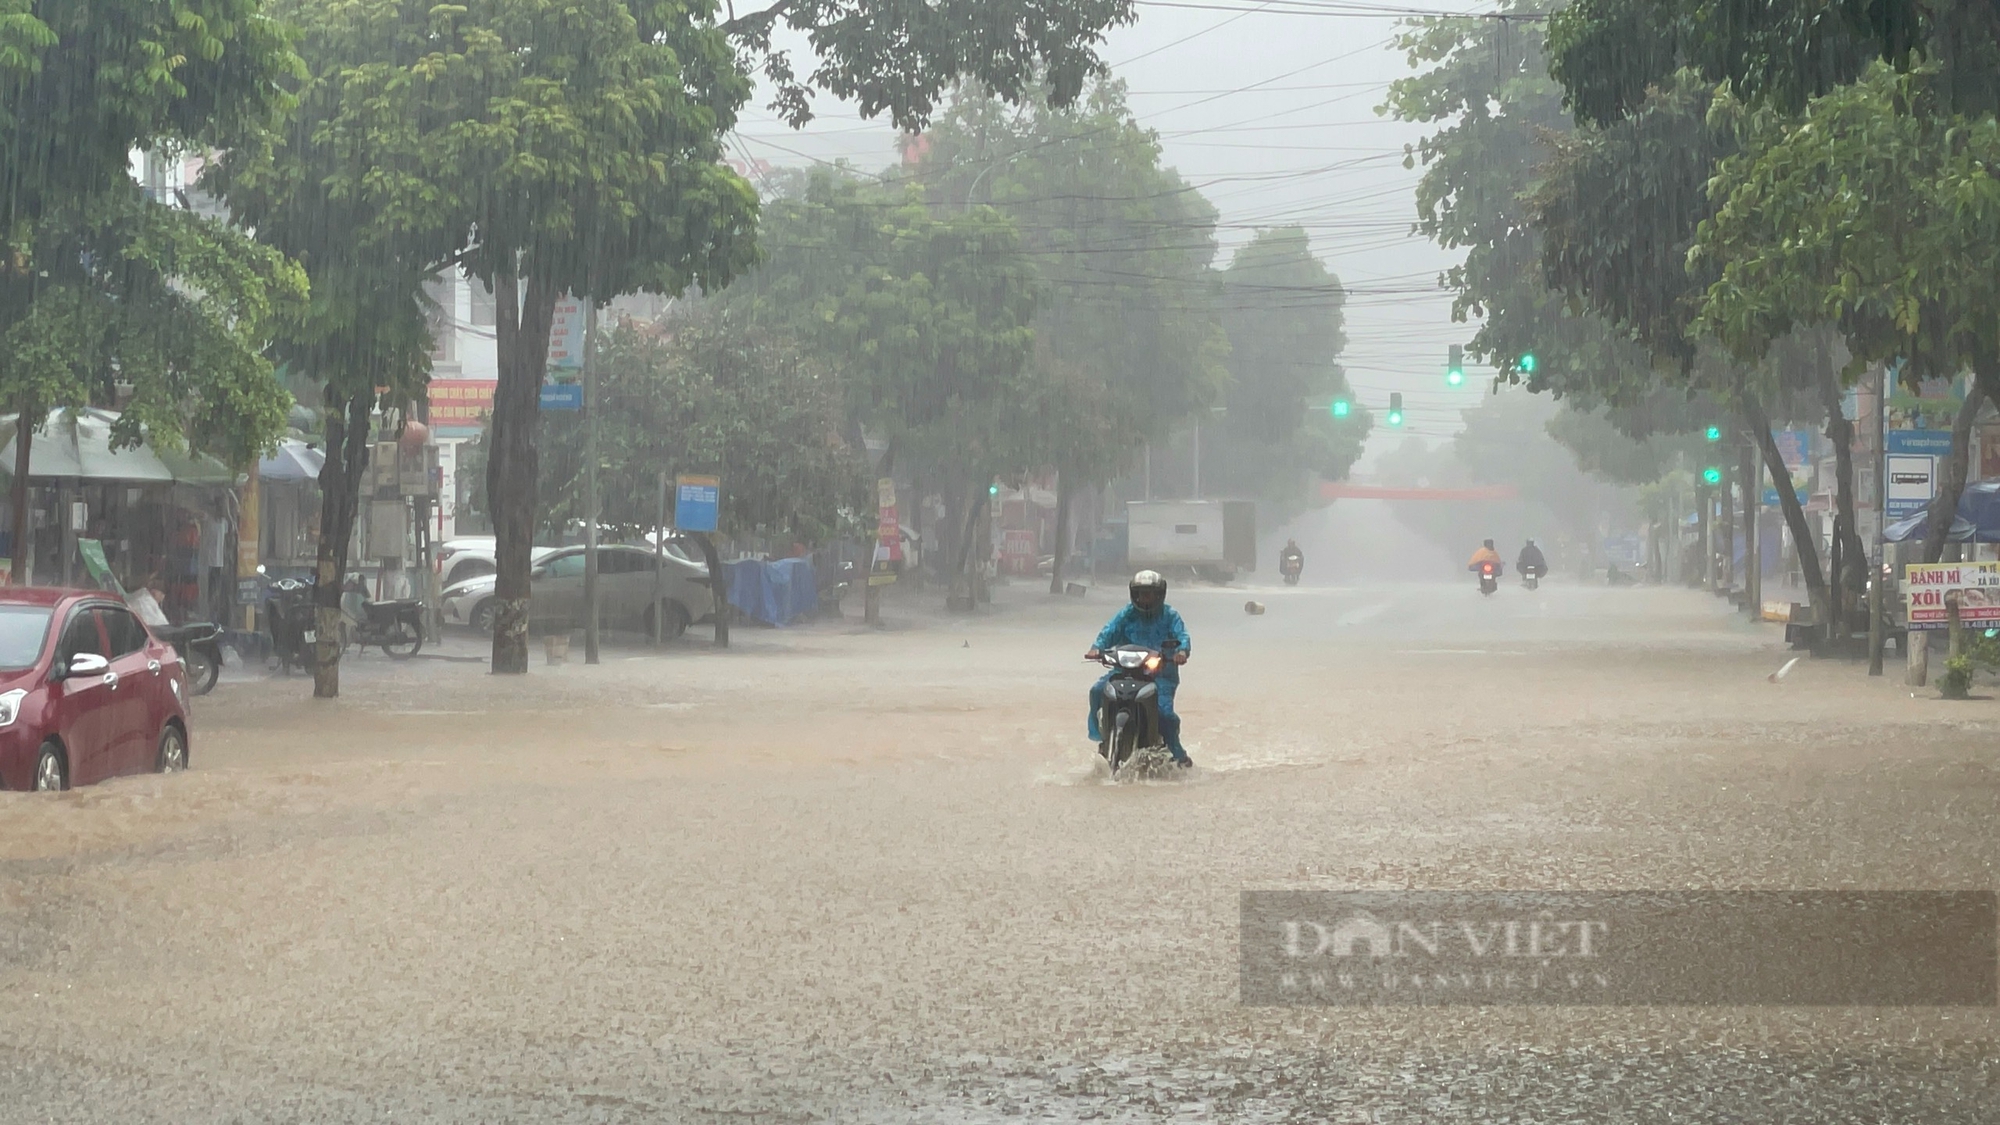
top-left (731, 2), bottom-right (1491, 453)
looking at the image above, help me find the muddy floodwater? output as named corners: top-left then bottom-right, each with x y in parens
top-left (4, 581), bottom-right (1999, 1122)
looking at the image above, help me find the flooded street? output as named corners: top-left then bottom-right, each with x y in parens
top-left (5, 580), bottom-right (1999, 1122)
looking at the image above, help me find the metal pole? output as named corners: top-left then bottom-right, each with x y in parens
top-left (1869, 364), bottom-right (1887, 675)
top-left (652, 470), bottom-right (665, 645)
top-left (1192, 422), bottom-right (1200, 500)
top-left (582, 299), bottom-right (601, 665)
top-left (1143, 443), bottom-right (1152, 501)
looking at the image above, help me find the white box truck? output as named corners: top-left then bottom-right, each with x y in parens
top-left (1126, 500), bottom-right (1256, 577)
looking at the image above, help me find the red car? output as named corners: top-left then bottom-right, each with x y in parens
top-left (0, 588), bottom-right (191, 792)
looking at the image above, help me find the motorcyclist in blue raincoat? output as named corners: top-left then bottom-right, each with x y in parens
top-left (1084, 570), bottom-right (1193, 767)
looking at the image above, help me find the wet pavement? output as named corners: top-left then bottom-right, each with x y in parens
top-left (4, 578), bottom-right (1999, 1122)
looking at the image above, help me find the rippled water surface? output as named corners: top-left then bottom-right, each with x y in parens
top-left (4, 582), bottom-right (1998, 1121)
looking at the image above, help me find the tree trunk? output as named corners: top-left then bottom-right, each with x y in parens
top-left (1921, 374), bottom-right (1986, 565)
top-left (11, 394), bottom-right (32, 585)
top-left (1049, 470), bottom-right (1073, 595)
top-left (1744, 395), bottom-right (1828, 624)
top-left (949, 484), bottom-right (989, 609)
top-left (487, 269), bottom-right (559, 674)
top-left (695, 531), bottom-right (727, 648)
top-left (1818, 363), bottom-right (1867, 637)
top-left (311, 392), bottom-right (374, 699)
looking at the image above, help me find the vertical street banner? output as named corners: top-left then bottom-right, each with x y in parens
top-left (872, 477), bottom-right (900, 586)
top-left (545, 296), bottom-right (585, 371)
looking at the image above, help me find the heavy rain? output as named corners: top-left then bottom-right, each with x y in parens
top-left (5, 0), bottom-right (2000, 1120)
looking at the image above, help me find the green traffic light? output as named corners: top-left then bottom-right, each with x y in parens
top-left (1386, 409), bottom-right (1403, 426)
top-left (1446, 369), bottom-right (1464, 387)
top-left (1705, 425), bottom-right (1722, 442)
top-left (1518, 352), bottom-right (1537, 374)
top-left (1387, 393), bottom-right (1403, 426)
top-left (988, 483), bottom-right (1000, 496)
top-left (1702, 466), bottom-right (1722, 485)
top-left (1331, 399), bottom-right (1350, 418)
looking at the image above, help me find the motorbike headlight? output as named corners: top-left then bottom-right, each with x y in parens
top-left (1116, 650), bottom-right (1146, 669)
top-left (1143, 655), bottom-right (1162, 672)
top-left (0, 688), bottom-right (26, 727)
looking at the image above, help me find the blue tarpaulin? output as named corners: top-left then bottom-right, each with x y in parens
top-left (724, 557), bottom-right (817, 626)
top-left (1883, 481), bottom-right (2000, 543)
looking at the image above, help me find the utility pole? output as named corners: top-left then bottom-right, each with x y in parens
top-left (652, 470), bottom-right (666, 645)
top-left (1869, 364), bottom-right (1887, 675)
top-left (582, 299), bottom-right (601, 665)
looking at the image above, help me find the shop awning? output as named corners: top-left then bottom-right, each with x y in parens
top-left (0, 408), bottom-right (231, 483)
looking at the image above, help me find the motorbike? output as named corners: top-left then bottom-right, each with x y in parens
top-left (1521, 564), bottom-right (1546, 591)
top-left (340, 576), bottom-right (425, 659)
top-left (156, 622), bottom-right (223, 695)
top-left (1476, 560), bottom-right (1500, 596)
top-left (1280, 553), bottom-right (1303, 586)
top-left (264, 576), bottom-right (320, 675)
top-left (1089, 639), bottom-right (1176, 778)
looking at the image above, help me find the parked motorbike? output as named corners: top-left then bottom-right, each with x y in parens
top-left (156, 622), bottom-right (223, 695)
top-left (340, 576), bottom-right (425, 658)
top-left (1088, 639), bottom-right (1176, 779)
top-left (1280, 553), bottom-right (1303, 586)
top-left (264, 576), bottom-right (320, 675)
top-left (1476, 560), bottom-right (1500, 596)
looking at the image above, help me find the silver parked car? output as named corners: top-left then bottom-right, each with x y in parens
top-left (441, 543), bottom-right (715, 638)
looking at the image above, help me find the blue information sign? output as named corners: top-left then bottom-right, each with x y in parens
top-left (540, 383), bottom-right (583, 411)
top-left (675, 474), bottom-right (720, 533)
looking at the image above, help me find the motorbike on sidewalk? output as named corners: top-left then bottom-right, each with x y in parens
top-left (1089, 638), bottom-right (1176, 779)
top-left (1280, 554), bottom-right (1303, 586)
top-left (156, 622), bottom-right (223, 695)
top-left (264, 576), bottom-right (320, 675)
top-left (341, 576), bottom-right (425, 659)
top-left (1475, 560), bottom-right (1500, 596)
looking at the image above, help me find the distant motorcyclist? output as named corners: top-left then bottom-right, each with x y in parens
top-left (1084, 570), bottom-right (1193, 768)
top-left (1279, 539), bottom-right (1304, 584)
top-left (1516, 540), bottom-right (1547, 576)
top-left (1468, 539), bottom-right (1502, 575)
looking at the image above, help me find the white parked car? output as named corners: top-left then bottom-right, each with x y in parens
top-left (440, 543), bottom-right (715, 638)
top-left (435, 538), bottom-right (560, 587)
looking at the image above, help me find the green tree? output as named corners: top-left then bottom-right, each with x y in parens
top-left (1, 0), bottom-right (300, 579)
top-left (0, 187), bottom-right (302, 581)
top-left (205, 0), bottom-right (440, 697)
top-left (346, 0), bottom-right (1137, 669)
top-left (317, 0), bottom-right (761, 673)
top-left (913, 80), bottom-right (1232, 585)
top-left (1697, 63), bottom-right (2000, 564)
top-left (1546, 0), bottom-right (1995, 126)
top-left (1208, 226), bottom-right (1367, 511)
top-left (1383, 5), bottom-right (1652, 399)
top-left (720, 170), bottom-right (1041, 599)
top-left (535, 311), bottom-right (868, 544)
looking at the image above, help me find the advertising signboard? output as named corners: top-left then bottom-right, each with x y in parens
top-left (1886, 429), bottom-right (1952, 519)
top-left (1905, 561), bottom-right (2000, 630)
top-left (675, 474), bottom-right (720, 533)
top-left (545, 296), bottom-right (585, 370)
top-left (427, 380), bottom-right (496, 431)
